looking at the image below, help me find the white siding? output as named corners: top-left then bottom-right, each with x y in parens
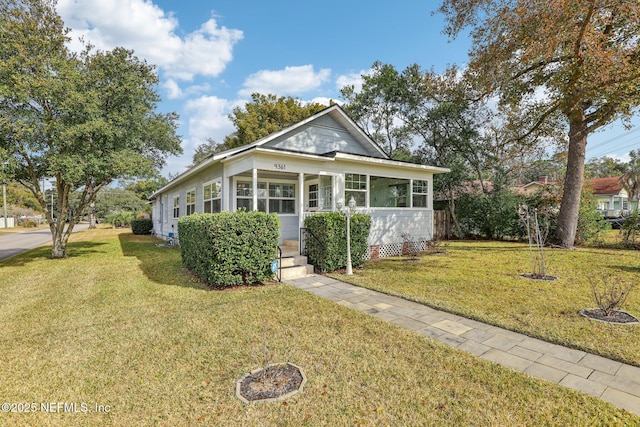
top-left (264, 115), bottom-right (381, 157)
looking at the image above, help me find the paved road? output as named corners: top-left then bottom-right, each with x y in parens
top-left (0, 224), bottom-right (90, 261)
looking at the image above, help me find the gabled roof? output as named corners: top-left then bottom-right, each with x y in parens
top-left (151, 105), bottom-right (406, 198)
top-left (585, 177), bottom-right (623, 195)
top-left (210, 104), bottom-right (387, 162)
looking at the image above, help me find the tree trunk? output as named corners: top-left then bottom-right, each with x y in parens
top-left (89, 202), bottom-right (96, 229)
top-left (555, 117), bottom-right (588, 248)
top-left (447, 188), bottom-right (464, 239)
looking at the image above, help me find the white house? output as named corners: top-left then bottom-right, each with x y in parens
top-left (586, 176), bottom-right (637, 218)
top-left (150, 105), bottom-right (449, 259)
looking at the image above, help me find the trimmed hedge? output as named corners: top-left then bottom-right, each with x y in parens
top-left (304, 212), bottom-right (371, 272)
top-left (131, 218), bottom-right (153, 235)
top-left (178, 211), bottom-right (280, 286)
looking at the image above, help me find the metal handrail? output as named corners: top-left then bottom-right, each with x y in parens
top-left (276, 246), bottom-right (282, 282)
top-left (300, 227), bottom-right (324, 273)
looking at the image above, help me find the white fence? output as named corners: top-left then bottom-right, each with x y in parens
top-left (0, 217), bottom-right (15, 228)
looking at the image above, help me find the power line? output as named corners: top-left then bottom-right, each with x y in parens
top-left (588, 137), bottom-right (640, 160)
top-left (586, 127), bottom-right (640, 154)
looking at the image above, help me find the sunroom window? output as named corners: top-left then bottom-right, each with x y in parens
top-left (269, 183), bottom-right (295, 214)
top-left (236, 181), bottom-right (267, 212)
top-left (235, 180), bottom-right (296, 214)
top-left (345, 173), bottom-right (366, 207)
top-left (370, 176), bottom-right (409, 207)
top-left (412, 180), bottom-right (429, 208)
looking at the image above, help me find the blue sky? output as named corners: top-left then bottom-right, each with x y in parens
top-left (55, 0), bottom-right (640, 177)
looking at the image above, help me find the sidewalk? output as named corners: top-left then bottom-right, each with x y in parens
top-left (286, 274), bottom-right (640, 416)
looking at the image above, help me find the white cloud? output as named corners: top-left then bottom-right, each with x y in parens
top-left (239, 65), bottom-right (331, 97)
top-left (184, 96), bottom-right (236, 145)
top-left (162, 79), bottom-right (211, 100)
top-left (335, 69), bottom-right (371, 93)
top-left (57, 0), bottom-right (242, 81)
top-left (163, 79), bottom-right (183, 99)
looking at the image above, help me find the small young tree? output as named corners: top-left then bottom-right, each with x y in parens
top-left (518, 205), bottom-right (550, 279)
top-left (589, 274), bottom-right (636, 317)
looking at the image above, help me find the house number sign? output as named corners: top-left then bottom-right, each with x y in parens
top-left (273, 163), bottom-right (286, 170)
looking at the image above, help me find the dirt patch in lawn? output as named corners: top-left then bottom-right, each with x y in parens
top-left (579, 308), bottom-right (639, 325)
top-left (236, 363), bottom-right (306, 403)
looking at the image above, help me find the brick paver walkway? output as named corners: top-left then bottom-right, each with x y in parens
top-left (286, 274), bottom-right (640, 416)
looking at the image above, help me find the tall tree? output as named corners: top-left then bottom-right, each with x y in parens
top-left (222, 94), bottom-right (328, 150)
top-left (191, 138), bottom-right (219, 165)
top-left (341, 61), bottom-right (413, 159)
top-left (0, 0), bottom-right (182, 257)
top-left (439, 0), bottom-right (640, 248)
top-left (584, 156), bottom-right (627, 178)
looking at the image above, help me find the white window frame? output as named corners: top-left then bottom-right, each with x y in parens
top-left (186, 188), bottom-right (196, 216)
top-left (203, 180), bottom-right (222, 214)
top-left (412, 179), bottom-right (429, 209)
top-left (345, 173), bottom-right (367, 207)
top-left (173, 195), bottom-right (180, 218)
top-left (233, 177), bottom-right (297, 215)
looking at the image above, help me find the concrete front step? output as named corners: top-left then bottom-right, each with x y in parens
top-left (280, 247), bottom-right (299, 258)
top-left (280, 264), bottom-right (314, 280)
top-left (279, 255), bottom-right (308, 268)
top-left (283, 239), bottom-right (299, 248)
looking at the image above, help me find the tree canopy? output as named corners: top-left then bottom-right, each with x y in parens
top-left (221, 94), bottom-right (329, 151)
top-left (0, 0), bottom-right (182, 257)
top-left (439, 0), bottom-right (640, 247)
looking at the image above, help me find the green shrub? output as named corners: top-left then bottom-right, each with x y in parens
top-left (621, 211), bottom-right (640, 248)
top-left (457, 191), bottom-right (524, 240)
top-left (21, 219), bottom-right (37, 228)
top-left (131, 217), bottom-right (153, 235)
top-left (304, 212), bottom-right (371, 272)
top-left (106, 211), bottom-right (136, 228)
top-left (178, 211), bottom-right (280, 286)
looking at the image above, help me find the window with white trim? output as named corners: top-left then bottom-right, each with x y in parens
top-left (269, 183), bottom-right (295, 214)
top-left (173, 195), bottom-right (180, 218)
top-left (236, 181), bottom-right (267, 212)
top-left (412, 180), bottom-right (429, 208)
top-left (186, 189), bottom-right (196, 215)
top-left (203, 181), bottom-right (221, 213)
top-left (308, 184), bottom-right (318, 209)
top-left (345, 173), bottom-right (367, 207)
top-left (236, 180), bottom-right (296, 214)
top-left (370, 176), bottom-right (409, 207)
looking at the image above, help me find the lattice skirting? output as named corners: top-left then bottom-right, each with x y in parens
top-left (366, 239), bottom-right (431, 260)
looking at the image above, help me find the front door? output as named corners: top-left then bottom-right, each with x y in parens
top-left (305, 176), bottom-right (333, 213)
top-left (306, 180), bottom-right (319, 212)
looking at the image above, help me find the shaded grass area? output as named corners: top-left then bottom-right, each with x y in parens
top-left (0, 230), bottom-right (637, 425)
top-left (331, 240), bottom-right (640, 367)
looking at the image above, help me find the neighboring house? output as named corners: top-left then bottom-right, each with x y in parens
top-left (150, 105), bottom-right (449, 258)
top-left (513, 176), bottom-right (557, 196)
top-left (585, 176), bottom-right (637, 218)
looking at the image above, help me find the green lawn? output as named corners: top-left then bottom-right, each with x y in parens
top-left (0, 230), bottom-right (637, 425)
top-left (331, 240), bottom-right (640, 367)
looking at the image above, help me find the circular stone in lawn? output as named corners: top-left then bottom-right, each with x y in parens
top-left (519, 273), bottom-right (558, 281)
top-left (579, 308), bottom-right (640, 325)
top-left (236, 363), bottom-right (306, 404)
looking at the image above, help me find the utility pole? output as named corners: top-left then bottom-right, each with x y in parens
top-left (2, 183), bottom-right (7, 229)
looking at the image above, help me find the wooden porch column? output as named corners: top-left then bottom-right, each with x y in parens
top-left (252, 168), bottom-right (258, 211)
top-left (298, 172), bottom-right (304, 230)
